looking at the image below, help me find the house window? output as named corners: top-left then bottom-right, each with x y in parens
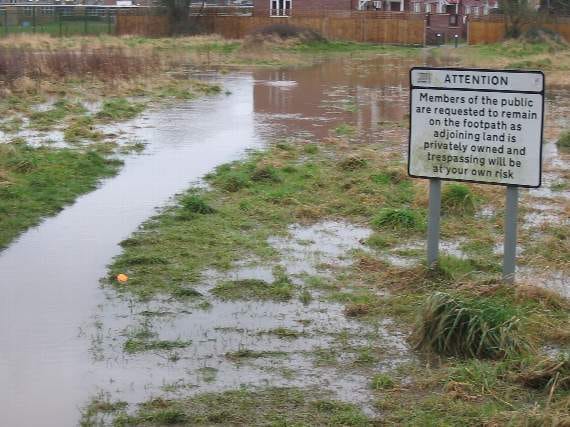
top-left (472, 6), bottom-right (479, 15)
top-left (464, 5), bottom-right (470, 14)
top-left (413, 2), bottom-right (420, 12)
top-left (425, 3), bottom-right (431, 13)
top-left (270, 0), bottom-right (291, 17)
top-left (449, 14), bottom-right (458, 26)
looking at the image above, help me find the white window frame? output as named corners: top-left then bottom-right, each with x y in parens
top-left (425, 3), bottom-right (431, 13)
top-left (464, 5), bottom-right (470, 14)
top-left (270, 0), bottom-right (292, 17)
top-left (413, 2), bottom-right (421, 13)
top-left (472, 6), bottom-right (479, 15)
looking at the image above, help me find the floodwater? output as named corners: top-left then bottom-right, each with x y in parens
top-left (0, 54), bottom-right (418, 426)
top-left (0, 52), bottom-right (569, 426)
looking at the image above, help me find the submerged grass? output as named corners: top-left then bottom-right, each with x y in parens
top-left (109, 387), bottom-right (371, 426)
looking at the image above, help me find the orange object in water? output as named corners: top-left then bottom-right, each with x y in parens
top-left (117, 273), bottom-right (129, 283)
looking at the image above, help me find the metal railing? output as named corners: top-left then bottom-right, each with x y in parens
top-left (0, 4), bottom-right (145, 36)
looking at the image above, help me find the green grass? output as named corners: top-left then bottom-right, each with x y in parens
top-left (106, 143), bottom-right (426, 300)
top-left (0, 142), bottom-right (121, 250)
top-left (441, 183), bottom-right (478, 215)
top-left (412, 291), bottom-right (531, 359)
top-left (471, 41), bottom-right (554, 59)
top-left (287, 40), bottom-right (421, 54)
top-left (334, 123), bottom-right (356, 137)
top-left (370, 373), bottom-right (395, 390)
top-left (64, 116), bottom-right (103, 142)
top-left (557, 131), bottom-right (570, 150)
top-left (96, 98), bottom-right (145, 122)
top-left (123, 338), bottom-right (191, 354)
top-left (1, 20), bottom-right (113, 37)
top-left (108, 387), bottom-right (372, 426)
top-left (212, 275), bottom-right (294, 301)
top-left (372, 207), bottom-right (424, 231)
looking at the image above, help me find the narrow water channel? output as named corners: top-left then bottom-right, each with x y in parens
top-left (0, 72), bottom-right (267, 426)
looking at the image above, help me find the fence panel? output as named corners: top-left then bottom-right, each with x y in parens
top-left (182, 14), bottom-right (426, 45)
top-left (468, 16), bottom-right (570, 44)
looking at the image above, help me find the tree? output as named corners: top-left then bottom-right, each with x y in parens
top-left (499, 0), bottom-right (537, 38)
top-left (161, 0), bottom-right (205, 34)
top-left (543, 0), bottom-right (570, 15)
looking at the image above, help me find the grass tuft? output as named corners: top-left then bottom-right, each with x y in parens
top-left (180, 194), bottom-right (216, 214)
top-left (442, 183), bottom-right (478, 215)
top-left (370, 373), bottom-right (395, 390)
top-left (96, 98), bottom-right (145, 122)
top-left (557, 131), bottom-right (570, 150)
top-left (412, 292), bottom-right (530, 359)
top-left (372, 208), bottom-right (424, 231)
top-left (123, 338), bottom-right (191, 354)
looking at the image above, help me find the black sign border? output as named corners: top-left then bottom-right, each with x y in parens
top-left (408, 66), bottom-right (545, 189)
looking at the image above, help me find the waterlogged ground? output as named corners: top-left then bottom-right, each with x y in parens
top-left (0, 47), bottom-right (569, 426)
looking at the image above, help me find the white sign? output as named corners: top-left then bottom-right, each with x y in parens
top-left (408, 67), bottom-right (545, 188)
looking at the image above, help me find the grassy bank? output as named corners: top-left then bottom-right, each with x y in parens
top-left (0, 142), bottom-right (121, 249)
top-left (100, 130), bottom-right (569, 424)
top-left (444, 39), bottom-right (570, 86)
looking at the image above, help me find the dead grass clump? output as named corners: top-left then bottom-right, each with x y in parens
top-left (339, 156), bottom-right (367, 171)
top-left (344, 303), bottom-right (371, 318)
top-left (294, 205), bottom-right (323, 220)
top-left (515, 355), bottom-right (570, 391)
top-left (0, 169), bottom-right (12, 186)
top-left (355, 256), bottom-right (389, 273)
top-left (515, 284), bottom-right (569, 310)
top-left (413, 292), bottom-right (530, 359)
top-left (251, 23), bottom-right (324, 42)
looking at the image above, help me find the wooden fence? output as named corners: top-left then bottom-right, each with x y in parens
top-left (468, 16), bottom-right (570, 44)
top-left (116, 13), bottom-right (426, 45)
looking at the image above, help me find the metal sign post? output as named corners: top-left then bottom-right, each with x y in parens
top-left (408, 67), bottom-right (545, 281)
top-left (427, 178), bottom-right (441, 268)
top-left (502, 186), bottom-right (519, 283)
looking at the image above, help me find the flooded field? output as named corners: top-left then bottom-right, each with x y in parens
top-left (1, 49), bottom-right (569, 426)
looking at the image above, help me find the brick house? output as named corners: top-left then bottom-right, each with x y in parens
top-left (252, 0), bottom-right (497, 43)
top-left (252, 0), bottom-right (407, 17)
top-left (409, 0), bottom-right (499, 42)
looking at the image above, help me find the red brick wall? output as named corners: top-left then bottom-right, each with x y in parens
top-left (253, 0), bottom-right (354, 16)
top-left (426, 13), bottom-right (464, 43)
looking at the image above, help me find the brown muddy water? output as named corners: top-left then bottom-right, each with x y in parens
top-left (0, 54), bottom-right (569, 426)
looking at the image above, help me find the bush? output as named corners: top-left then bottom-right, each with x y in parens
top-left (412, 292), bottom-right (530, 359)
